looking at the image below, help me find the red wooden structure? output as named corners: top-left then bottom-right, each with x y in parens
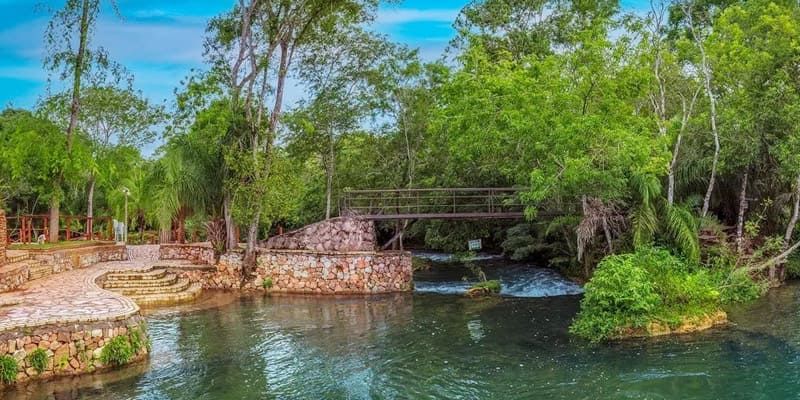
top-left (6, 215), bottom-right (113, 244)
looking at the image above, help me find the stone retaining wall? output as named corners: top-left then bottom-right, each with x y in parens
top-left (0, 210), bottom-right (6, 265)
top-left (0, 315), bottom-right (149, 388)
top-left (30, 245), bottom-right (127, 275)
top-left (159, 243), bottom-right (215, 264)
top-left (0, 261), bottom-right (32, 293)
top-left (178, 249), bottom-right (412, 294)
top-left (263, 217), bottom-right (376, 252)
top-left (0, 245), bottom-right (127, 293)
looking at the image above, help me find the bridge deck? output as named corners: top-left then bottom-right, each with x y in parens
top-left (340, 188), bottom-right (527, 220)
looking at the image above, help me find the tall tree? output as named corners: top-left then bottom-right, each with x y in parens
top-left (43, 0), bottom-right (127, 242)
top-left (39, 87), bottom-right (163, 237)
top-left (204, 0), bottom-right (379, 272)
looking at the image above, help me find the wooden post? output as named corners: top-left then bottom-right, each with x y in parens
top-left (66, 216), bottom-right (72, 241)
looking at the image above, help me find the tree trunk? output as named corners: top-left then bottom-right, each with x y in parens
top-left (325, 167), bottom-right (333, 220)
top-left (139, 213), bottom-right (145, 243)
top-left (224, 193), bottom-right (237, 251)
top-left (48, 197), bottom-right (59, 243)
top-left (667, 133), bottom-right (682, 206)
top-left (779, 175), bottom-right (800, 281)
top-left (688, 5), bottom-right (721, 218)
top-left (177, 208), bottom-right (186, 244)
top-left (736, 171), bottom-right (748, 253)
top-left (87, 174), bottom-right (95, 240)
top-left (65, 0), bottom-right (91, 151)
top-left (159, 227), bottom-right (170, 244)
top-left (785, 176), bottom-right (800, 245)
top-left (324, 131), bottom-right (335, 220)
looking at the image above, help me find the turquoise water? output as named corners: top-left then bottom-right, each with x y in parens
top-left (7, 261), bottom-right (800, 399)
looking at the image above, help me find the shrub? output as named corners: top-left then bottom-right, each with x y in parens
top-left (262, 277), bottom-right (273, 289)
top-left (0, 355), bottom-right (18, 384)
top-left (100, 336), bottom-right (134, 366)
top-left (571, 247), bottom-right (721, 342)
top-left (27, 348), bottom-right (48, 374)
top-left (471, 280), bottom-right (501, 293)
top-left (129, 327), bottom-right (149, 354)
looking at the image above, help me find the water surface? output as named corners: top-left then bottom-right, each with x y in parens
top-left (7, 258), bottom-right (800, 399)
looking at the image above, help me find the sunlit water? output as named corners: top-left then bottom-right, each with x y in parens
top-left (7, 257), bottom-right (800, 399)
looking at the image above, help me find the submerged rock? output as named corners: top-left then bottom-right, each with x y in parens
top-left (614, 310), bottom-right (728, 339)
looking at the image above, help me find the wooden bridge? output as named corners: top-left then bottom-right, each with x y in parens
top-left (339, 188), bottom-right (527, 220)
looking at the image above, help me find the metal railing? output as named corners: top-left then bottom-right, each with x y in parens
top-left (339, 188), bottom-right (527, 220)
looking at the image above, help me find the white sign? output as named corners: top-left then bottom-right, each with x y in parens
top-left (468, 239), bottom-right (482, 251)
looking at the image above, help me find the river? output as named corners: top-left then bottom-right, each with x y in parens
top-left (6, 254), bottom-right (800, 399)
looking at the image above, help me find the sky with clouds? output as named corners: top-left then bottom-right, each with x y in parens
top-left (0, 0), bottom-right (650, 111)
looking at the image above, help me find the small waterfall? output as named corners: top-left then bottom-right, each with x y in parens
top-left (413, 252), bottom-right (584, 298)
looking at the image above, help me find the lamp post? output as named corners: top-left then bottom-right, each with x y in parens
top-left (121, 187), bottom-right (130, 244)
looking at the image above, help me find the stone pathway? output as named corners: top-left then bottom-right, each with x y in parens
top-left (0, 261), bottom-right (155, 332)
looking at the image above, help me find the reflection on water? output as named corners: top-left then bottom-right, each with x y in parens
top-left (7, 270), bottom-right (800, 399)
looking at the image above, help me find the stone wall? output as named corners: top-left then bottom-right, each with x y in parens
top-left (159, 243), bottom-right (215, 264)
top-left (179, 249), bottom-right (412, 294)
top-left (174, 252), bottom-right (242, 290)
top-left (0, 262), bottom-right (31, 293)
top-left (263, 217), bottom-right (376, 252)
top-left (0, 209), bottom-right (6, 265)
top-left (0, 245), bottom-right (127, 293)
top-left (254, 250), bottom-right (412, 294)
top-left (0, 315), bottom-right (149, 388)
top-left (30, 245), bottom-right (127, 274)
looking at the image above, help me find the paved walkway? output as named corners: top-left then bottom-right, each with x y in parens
top-left (0, 261), bottom-right (154, 332)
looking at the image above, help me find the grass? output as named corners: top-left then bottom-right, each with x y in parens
top-left (100, 336), bottom-right (134, 366)
top-left (0, 355), bottom-right (18, 384)
top-left (27, 348), bottom-right (48, 374)
top-left (9, 240), bottom-right (113, 251)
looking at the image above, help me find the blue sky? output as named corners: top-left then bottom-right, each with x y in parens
top-left (0, 0), bottom-right (649, 110)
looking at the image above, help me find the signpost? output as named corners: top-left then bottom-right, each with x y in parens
top-left (468, 239), bottom-right (482, 251)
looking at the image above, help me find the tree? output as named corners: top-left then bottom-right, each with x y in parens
top-left (43, 0), bottom-right (127, 242)
top-left (0, 109), bottom-right (90, 237)
top-left (288, 27), bottom-right (393, 219)
top-left (203, 0), bottom-right (380, 273)
top-left (39, 86), bottom-right (163, 236)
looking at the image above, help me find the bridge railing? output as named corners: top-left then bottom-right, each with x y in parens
top-left (339, 188), bottom-right (527, 220)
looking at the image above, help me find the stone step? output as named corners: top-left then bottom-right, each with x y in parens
top-left (127, 283), bottom-right (203, 306)
top-left (102, 273), bottom-right (178, 289)
top-left (106, 268), bottom-right (166, 281)
top-left (109, 278), bottom-right (191, 296)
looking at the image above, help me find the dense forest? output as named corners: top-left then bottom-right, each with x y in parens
top-left (2, 0), bottom-right (800, 339)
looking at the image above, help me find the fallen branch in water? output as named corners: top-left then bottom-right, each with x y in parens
top-left (750, 240), bottom-right (800, 272)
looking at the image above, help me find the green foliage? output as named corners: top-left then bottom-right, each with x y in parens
top-left (100, 335), bottom-right (134, 367)
top-left (129, 326), bottom-right (148, 354)
top-left (571, 248), bottom-right (721, 342)
top-left (27, 348), bottom-right (48, 374)
top-left (0, 355), bottom-right (18, 384)
top-left (470, 279), bottom-right (501, 294)
top-left (262, 277), bottom-right (273, 289)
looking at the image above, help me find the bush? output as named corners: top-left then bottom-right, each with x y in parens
top-left (129, 327), bottom-right (149, 354)
top-left (27, 348), bottom-right (48, 374)
top-left (100, 336), bottom-right (134, 366)
top-left (571, 247), bottom-right (721, 341)
top-left (0, 355), bottom-right (18, 384)
top-left (471, 279), bottom-right (501, 293)
top-left (262, 277), bottom-right (273, 289)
